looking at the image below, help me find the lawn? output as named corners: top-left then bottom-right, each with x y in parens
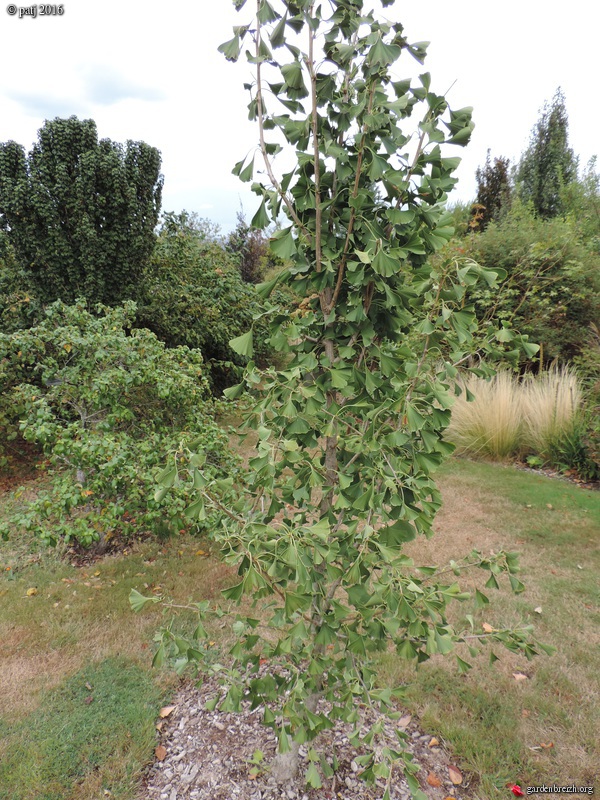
top-left (0, 458), bottom-right (598, 799)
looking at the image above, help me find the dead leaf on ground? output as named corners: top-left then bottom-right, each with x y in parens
top-left (448, 765), bottom-right (463, 785)
top-left (26, 587), bottom-right (38, 596)
top-left (398, 714), bottom-right (412, 728)
top-left (155, 745), bottom-right (167, 761)
top-left (427, 772), bottom-right (442, 787)
top-left (159, 705), bottom-right (176, 718)
top-left (512, 672), bottom-right (528, 682)
top-left (534, 607), bottom-right (542, 614)
top-left (482, 622), bottom-right (494, 633)
top-left (85, 682), bottom-right (93, 691)
top-left (522, 709), bottom-right (531, 717)
top-left (540, 741), bottom-right (554, 749)
top-left (428, 737), bottom-right (439, 747)
top-left (84, 695), bottom-right (94, 705)
top-left (196, 549), bottom-right (208, 556)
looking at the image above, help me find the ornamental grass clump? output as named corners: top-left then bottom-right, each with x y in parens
top-left (448, 370), bottom-right (524, 459)
top-left (521, 365), bottom-right (582, 459)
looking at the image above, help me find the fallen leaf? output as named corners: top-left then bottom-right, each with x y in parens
top-left (512, 672), bottom-right (528, 682)
top-left (540, 741), bottom-right (554, 749)
top-left (155, 745), bottom-right (167, 761)
top-left (428, 737), bottom-right (439, 747)
top-left (546, 504), bottom-right (553, 510)
top-left (196, 549), bottom-right (207, 556)
top-left (159, 705), bottom-right (176, 718)
top-left (427, 772), bottom-right (442, 787)
top-left (84, 695), bottom-right (94, 705)
top-left (398, 714), bottom-right (412, 728)
top-left (482, 622), bottom-right (494, 633)
top-left (85, 682), bottom-right (93, 691)
top-left (533, 607), bottom-right (542, 614)
top-left (448, 765), bottom-right (463, 785)
top-left (155, 721), bottom-right (164, 731)
top-left (522, 709), bottom-right (530, 717)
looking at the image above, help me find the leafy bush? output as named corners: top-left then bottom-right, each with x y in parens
top-left (0, 300), bottom-right (235, 547)
top-left (136, 212), bottom-right (278, 392)
top-left (457, 202), bottom-right (600, 365)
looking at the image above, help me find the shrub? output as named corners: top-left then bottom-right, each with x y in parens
top-left (0, 300), bottom-right (235, 547)
top-left (459, 202), bottom-right (600, 366)
top-left (136, 212), bottom-right (276, 392)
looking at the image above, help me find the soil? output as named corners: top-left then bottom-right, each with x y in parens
top-left (138, 677), bottom-right (472, 800)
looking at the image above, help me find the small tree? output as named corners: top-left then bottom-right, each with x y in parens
top-left (134, 2), bottom-right (545, 795)
top-left (0, 116), bottom-right (163, 306)
top-left (474, 149), bottom-right (511, 230)
top-left (517, 88), bottom-right (578, 218)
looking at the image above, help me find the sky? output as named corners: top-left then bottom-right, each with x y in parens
top-left (0, 0), bottom-right (598, 233)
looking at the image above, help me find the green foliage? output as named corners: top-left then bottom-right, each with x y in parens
top-left (0, 116), bottom-right (163, 306)
top-left (459, 201), bottom-right (600, 365)
top-left (136, 211), bottom-right (278, 392)
top-left (136, 2), bottom-right (545, 793)
top-left (474, 149), bottom-right (512, 230)
top-left (516, 88), bottom-right (578, 219)
top-left (225, 210), bottom-right (282, 284)
top-left (0, 232), bottom-right (43, 336)
top-left (0, 300), bottom-right (234, 546)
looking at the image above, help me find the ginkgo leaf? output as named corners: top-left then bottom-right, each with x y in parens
top-left (448, 765), bottom-right (463, 784)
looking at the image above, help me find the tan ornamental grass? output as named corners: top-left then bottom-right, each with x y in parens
top-left (447, 366), bottom-right (582, 461)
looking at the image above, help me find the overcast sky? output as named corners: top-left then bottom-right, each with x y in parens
top-left (1, 0), bottom-right (597, 233)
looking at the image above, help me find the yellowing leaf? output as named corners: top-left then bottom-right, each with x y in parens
top-left (448, 765), bottom-right (463, 784)
top-left (196, 549), bottom-right (207, 556)
top-left (159, 705), bottom-right (176, 718)
top-left (26, 587), bottom-right (38, 596)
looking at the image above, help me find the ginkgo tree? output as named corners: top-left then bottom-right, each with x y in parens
top-left (132, 1), bottom-right (544, 796)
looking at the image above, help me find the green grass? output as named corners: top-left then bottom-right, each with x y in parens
top-left (0, 659), bottom-right (166, 800)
